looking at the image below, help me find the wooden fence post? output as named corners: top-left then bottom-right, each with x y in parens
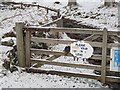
top-left (25, 31), bottom-right (31, 67)
top-left (15, 22), bottom-right (26, 67)
top-left (101, 28), bottom-right (108, 83)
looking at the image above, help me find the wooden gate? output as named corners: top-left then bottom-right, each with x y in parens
top-left (15, 21), bottom-right (120, 84)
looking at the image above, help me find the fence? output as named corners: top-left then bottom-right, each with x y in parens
top-left (2, 2), bottom-right (60, 17)
top-left (15, 20), bottom-right (120, 84)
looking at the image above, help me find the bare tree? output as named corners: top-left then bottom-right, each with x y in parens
top-left (68, 0), bottom-right (77, 6)
top-left (104, 0), bottom-right (115, 7)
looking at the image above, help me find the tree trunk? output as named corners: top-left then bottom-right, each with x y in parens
top-left (68, 0), bottom-right (77, 6)
top-left (104, 0), bottom-right (115, 7)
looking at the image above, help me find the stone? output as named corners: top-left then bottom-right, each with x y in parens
top-left (2, 60), bottom-right (10, 70)
top-left (1, 38), bottom-right (14, 46)
top-left (2, 31), bottom-right (16, 38)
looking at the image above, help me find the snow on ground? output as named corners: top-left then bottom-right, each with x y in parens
top-left (0, 45), bottom-right (11, 60)
top-left (0, 0), bottom-right (118, 89)
top-left (0, 71), bottom-right (108, 89)
top-left (61, 2), bottom-right (119, 31)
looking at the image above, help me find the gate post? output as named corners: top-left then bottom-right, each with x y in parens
top-left (25, 30), bottom-right (31, 67)
top-left (15, 22), bottom-right (26, 67)
top-left (101, 28), bottom-right (108, 83)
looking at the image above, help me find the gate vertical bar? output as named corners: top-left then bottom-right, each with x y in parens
top-left (25, 30), bottom-right (31, 67)
top-left (101, 28), bottom-right (108, 83)
top-left (15, 22), bottom-right (26, 67)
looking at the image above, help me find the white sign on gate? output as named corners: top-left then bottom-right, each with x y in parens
top-left (70, 41), bottom-right (93, 59)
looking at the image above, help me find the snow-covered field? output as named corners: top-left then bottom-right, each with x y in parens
top-left (0, 71), bottom-right (107, 89)
top-left (0, 0), bottom-right (119, 89)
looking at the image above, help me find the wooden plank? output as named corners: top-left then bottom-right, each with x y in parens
top-left (31, 58), bottom-right (111, 72)
top-left (34, 55), bottom-right (61, 68)
top-left (110, 35), bottom-right (120, 43)
top-left (31, 48), bottom-right (72, 56)
top-left (106, 76), bottom-right (120, 83)
top-left (24, 27), bottom-right (119, 35)
top-left (31, 48), bottom-right (110, 61)
top-left (46, 55), bottom-right (61, 61)
top-left (108, 43), bottom-right (120, 48)
top-left (31, 37), bottom-right (114, 48)
top-left (108, 31), bottom-right (119, 36)
top-left (31, 37), bottom-right (102, 48)
top-left (27, 67), bottom-right (101, 80)
top-left (31, 58), bottom-right (102, 70)
top-left (15, 22), bottom-right (26, 67)
top-left (25, 31), bottom-right (31, 67)
top-left (27, 67), bottom-right (120, 83)
top-left (90, 55), bottom-right (109, 61)
top-left (25, 27), bottom-right (103, 34)
top-left (83, 34), bottom-right (101, 41)
top-left (101, 28), bottom-right (108, 83)
top-left (31, 37), bottom-right (76, 44)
